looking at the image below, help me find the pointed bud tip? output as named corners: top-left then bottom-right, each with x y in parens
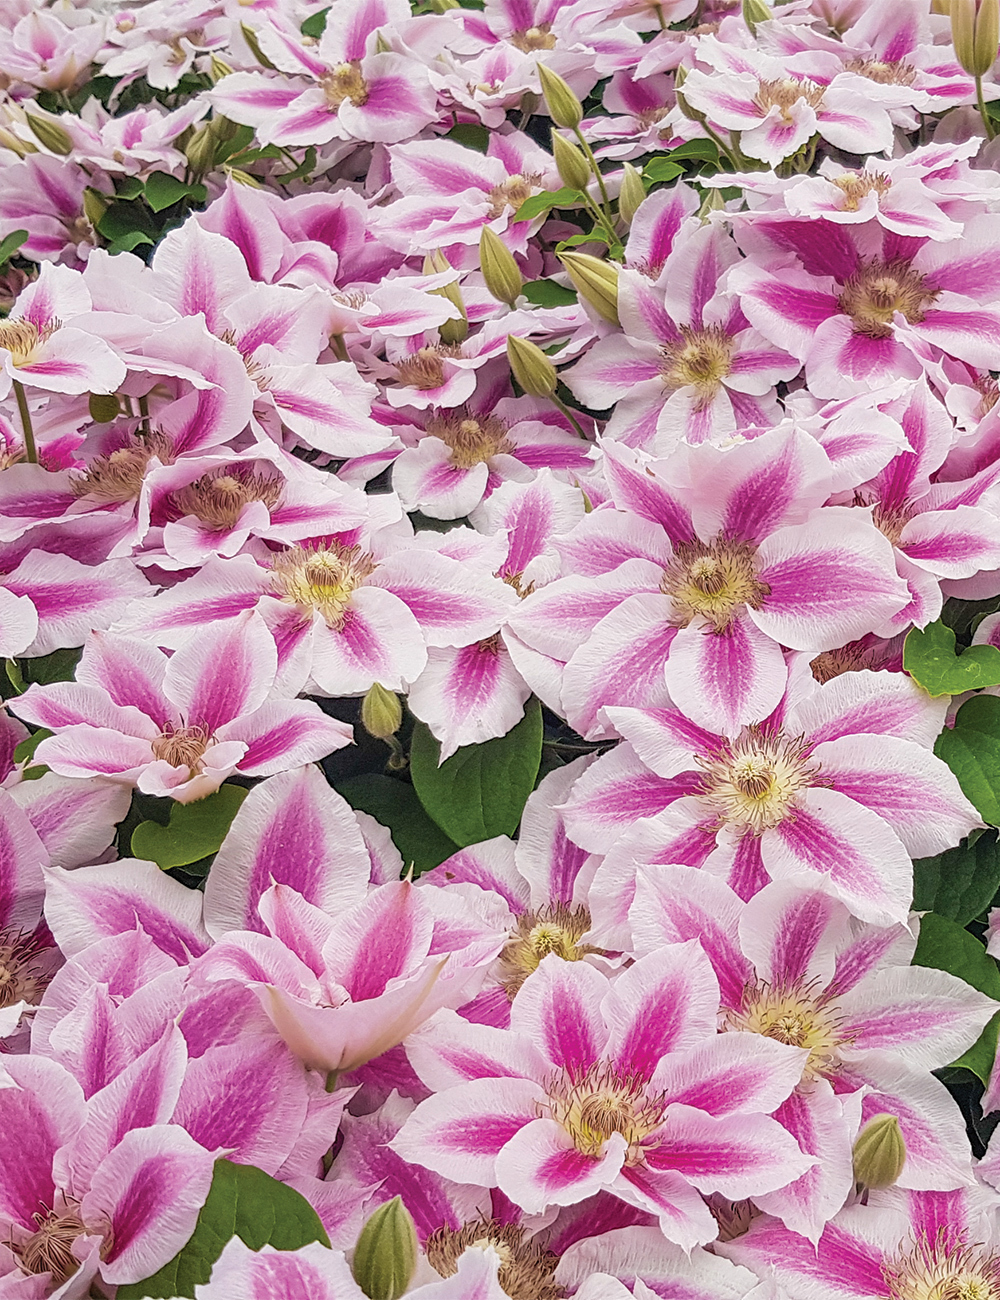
top-left (480, 225), bottom-right (523, 307)
top-left (537, 62), bottom-right (583, 130)
top-left (852, 1114), bottom-right (906, 1191)
top-left (361, 683), bottom-right (403, 741)
top-left (507, 333), bottom-right (558, 397)
top-left (352, 1197), bottom-right (418, 1300)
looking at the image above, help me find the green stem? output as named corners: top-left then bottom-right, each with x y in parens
top-left (331, 333), bottom-right (350, 363)
top-left (550, 393), bottom-right (587, 439)
top-left (654, 3), bottom-right (666, 29)
top-left (12, 380), bottom-right (37, 464)
top-left (573, 126), bottom-right (614, 227)
top-left (977, 76), bottom-right (996, 140)
top-left (325, 1069), bottom-right (340, 1093)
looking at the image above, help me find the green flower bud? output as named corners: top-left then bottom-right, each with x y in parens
top-left (82, 187), bottom-right (108, 229)
top-left (480, 226), bottom-right (523, 307)
top-left (743, 0), bottom-right (772, 35)
top-left (537, 62), bottom-right (582, 130)
top-left (430, 0), bottom-right (460, 9)
top-left (952, 0), bottom-right (1000, 76)
top-left (224, 166), bottom-right (261, 187)
top-left (423, 249), bottom-right (468, 344)
top-left (88, 392), bottom-right (120, 424)
top-left (507, 333), bottom-right (557, 397)
top-left (852, 1114), bottom-right (906, 1191)
top-left (184, 122), bottom-right (217, 176)
top-left (698, 187), bottom-right (727, 219)
top-left (209, 52), bottom-right (234, 81)
top-left (551, 130), bottom-right (590, 193)
top-left (618, 161), bottom-right (646, 226)
top-left (0, 127), bottom-right (35, 157)
top-left (25, 112), bottom-right (73, 156)
top-left (361, 682), bottom-right (402, 741)
top-left (352, 1198), bottom-right (418, 1300)
top-left (241, 23), bottom-right (277, 69)
top-left (558, 251), bottom-right (619, 325)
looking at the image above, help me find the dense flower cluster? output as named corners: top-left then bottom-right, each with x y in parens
top-left (5, 0), bottom-right (1000, 1296)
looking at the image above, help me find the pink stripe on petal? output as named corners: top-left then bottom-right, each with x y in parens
top-left (511, 956), bottom-right (609, 1075)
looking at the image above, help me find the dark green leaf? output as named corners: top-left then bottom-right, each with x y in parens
top-left (117, 1159), bottom-right (329, 1299)
top-left (903, 620), bottom-right (1000, 696)
top-left (913, 830), bottom-right (1000, 925)
top-left (522, 278), bottom-right (578, 307)
top-left (115, 177), bottom-right (145, 200)
top-left (19, 648), bottom-right (83, 686)
top-left (512, 187), bottom-right (583, 222)
top-left (662, 137), bottom-right (721, 164)
top-left (278, 146), bottom-right (317, 183)
top-left (0, 229), bottom-right (28, 267)
top-left (13, 729), bottom-right (51, 767)
top-left (555, 231), bottom-right (609, 251)
top-left (935, 694), bottom-right (1000, 825)
top-left (336, 773), bottom-right (458, 873)
top-left (212, 123), bottom-right (256, 165)
top-left (913, 913), bottom-right (1000, 1083)
top-left (131, 784), bottom-right (248, 869)
top-left (941, 595), bottom-right (1000, 643)
top-left (300, 6), bottom-right (330, 35)
top-left (144, 171), bottom-right (207, 212)
top-left (446, 122), bottom-right (490, 153)
top-left (97, 200), bottom-right (158, 243)
top-left (410, 699), bottom-right (543, 846)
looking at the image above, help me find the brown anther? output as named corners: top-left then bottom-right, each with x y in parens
top-left (486, 173), bottom-right (542, 220)
top-left (509, 24), bottom-right (557, 51)
top-left (151, 723), bottom-right (212, 771)
top-left (396, 344), bottom-right (463, 391)
top-left (0, 927), bottom-right (53, 1008)
top-left (71, 431), bottom-right (175, 504)
top-left (426, 1219), bottom-right (563, 1300)
top-left (320, 60), bottom-right (369, 108)
top-left (11, 1199), bottom-right (90, 1285)
top-left (844, 56), bottom-right (917, 86)
top-left (426, 412), bottom-right (515, 469)
top-left (169, 465), bottom-right (283, 532)
top-left (838, 257), bottom-right (939, 340)
top-left (753, 77), bottom-right (825, 118)
top-left (832, 171), bottom-right (892, 212)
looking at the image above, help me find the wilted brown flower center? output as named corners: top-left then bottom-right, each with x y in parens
top-left (151, 723), bottom-right (213, 770)
top-left (426, 1219), bottom-right (563, 1300)
top-left (170, 466), bottom-right (283, 531)
top-left (839, 258), bottom-right (939, 339)
top-left (397, 344), bottom-right (464, 391)
top-left (428, 413), bottom-right (515, 468)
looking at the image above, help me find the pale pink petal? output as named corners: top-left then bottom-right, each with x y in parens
top-left (310, 587), bottom-right (427, 694)
top-left (664, 615), bottom-right (788, 736)
top-left (163, 608), bottom-right (277, 730)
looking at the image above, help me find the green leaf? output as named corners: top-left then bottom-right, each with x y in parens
top-left (912, 913), bottom-right (1000, 1083)
top-left (278, 146), bottom-right (317, 183)
top-left (913, 830), bottom-right (1000, 925)
top-left (409, 699), bottom-right (543, 846)
top-left (522, 278), bottom-right (578, 307)
top-left (935, 694), bottom-right (1000, 825)
top-left (19, 648), bottom-right (83, 686)
top-left (941, 594), bottom-right (1000, 643)
top-left (336, 773), bottom-right (458, 873)
top-left (117, 1159), bottom-right (330, 1299)
top-left (131, 784), bottom-right (248, 869)
top-left (446, 122), bottom-right (490, 153)
top-left (115, 177), bottom-right (145, 200)
top-left (642, 158), bottom-right (685, 184)
top-left (903, 620), bottom-right (1000, 696)
top-left (13, 728), bottom-right (51, 767)
top-left (300, 5), bottom-right (330, 35)
top-left (212, 123), bottom-right (256, 165)
top-left (97, 200), bottom-right (158, 244)
top-left (662, 137), bottom-right (721, 164)
top-left (555, 231), bottom-right (609, 251)
top-left (0, 229), bottom-right (28, 267)
top-left (144, 171), bottom-right (207, 212)
top-left (512, 187), bottom-right (583, 222)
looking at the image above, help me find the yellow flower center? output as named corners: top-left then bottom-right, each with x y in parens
top-left (544, 1062), bottom-right (664, 1162)
top-left (169, 466), bottom-right (283, 532)
top-left (727, 979), bottom-right (844, 1079)
top-left (498, 904), bottom-right (595, 998)
top-left (660, 326), bottom-right (735, 407)
top-left (321, 61), bottom-right (369, 108)
top-left (884, 1235), bottom-right (1000, 1300)
top-left (510, 24), bottom-right (557, 51)
top-left (270, 542), bottom-right (377, 629)
top-left (426, 1220), bottom-right (561, 1300)
top-left (696, 725), bottom-right (819, 834)
top-left (661, 537), bottom-right (769, 634)
top-left (0, 319), bottom-right (57, 367)
top-left (753, 77), bottom-right (824, 120)
top-left (831, 171), bottom-right (892, 212)
top-left (427, 413), bottom-right (515, 469)
top-left (839, 258), bottom-right (939, 340)
top-left (487, 173), bottom-right (542, 220)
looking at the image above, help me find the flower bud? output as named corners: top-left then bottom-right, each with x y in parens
top-left (423, 248), bottom-right (468, 344)
top-left (0, 127), bottom-right (35, 157)
top-left (224, 166), bottom-right (261, 187)
top-left (184, 122), bottom-right (217, 176)
top-left (480, 226), bottom-right (523, 307)
top-left (558, 251), bottom-right (619, 324)
top-left (430, 0), bottom-right (460, 9)
top-left (241, 23), bottom-right (277, 69)
top-left (618, 161), bottom-right (646, 226)
top-left (743, 0), bottom-right (771, 35)
top-left (88, 392), bottom-right (120, 424)
top-left (361, 683), bottom-right (402, 741)
top-left (210, 52), bottom-right (234, 81)
top-left (507, 333), bottom-right (557, 397)
top-left (82, 188), bottom-right (108, 229)
top-left (952, 0), bottom-right (1000, 76)
top-left (852, 1114), bottom-right (906, 1191)
top-left (25, 112), bottom-right (73, 156)
top-left (352, 1198), bottom-right (418, 1300)
top-left (537, 62), bottom-right (582, 130)
top-left (551, 130), bottom-right (590, 193)
top-left (698, 187), bottom-right (727, 219)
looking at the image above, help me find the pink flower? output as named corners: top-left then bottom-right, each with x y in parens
top-left (564, 661), bottom-right (979, 926)
top-left (10, 611), bottom-right (352, 801)
top-left (392, 948), bottom-right (814, 1247)
top-left (509, 426), bottom-right (910, 737)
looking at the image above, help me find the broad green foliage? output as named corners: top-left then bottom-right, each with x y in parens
top-left (117, 1160), bottom-right (329, 1299)
top-left (336, 773), bottom-right (459, 872)
top-left (131, 784), bottom-right (248, 870)
top-left (409, 698), bottom-right (543, 845)
top-left (935, 694), bottom-right (1000, 825)
top-left (913, 829), bottom-right (1000, 926)
top-left (913, 913), bottom-right (1000, 1083)
top-left (904, 620), bottom-right (1000, 696)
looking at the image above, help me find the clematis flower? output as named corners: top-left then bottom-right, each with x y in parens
top-left (392, 948), bottom-right (815, 1248)
top-left (509, 426), bottom-right (910, 737)
top-left (565, 222), bottom-right (800, 450)
top-left (0, 1050), bottom-right (216, 1296)
top-left (0, 262), bottom-right (126, 402)
top-left (628, 872), bottom-right (995, 1238)
top-left (564, 661), bottom-right (979, 926)
top-left (10, 611), bottom-right (352, 801)
top-left (730, 212), bottom-right (1000, 400)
